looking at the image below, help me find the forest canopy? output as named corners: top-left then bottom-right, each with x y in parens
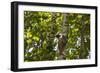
top-left (24, 11), bottom-right (90, 62)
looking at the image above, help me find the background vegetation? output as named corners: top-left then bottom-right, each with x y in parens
top-left (24, 11), bottom-right (90, 62)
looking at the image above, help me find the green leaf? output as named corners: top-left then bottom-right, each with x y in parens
top-left (27, 39), bottom-right (32, 43)
top-left (32, 36), bottom-right (39, 41)
top-left (77, 15), bottom-right (82, 19)
top-left (27, 32), bottom-right (32, 38)
top-left (43, 40), bottom-right (47, 45)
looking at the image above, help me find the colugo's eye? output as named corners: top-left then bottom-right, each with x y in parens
top-left (56, 34), bottom-right (60, 38)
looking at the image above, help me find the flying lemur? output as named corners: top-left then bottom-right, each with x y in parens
top-left (56, 33), bottom-right (67, 55)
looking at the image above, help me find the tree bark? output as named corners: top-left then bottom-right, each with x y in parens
top-left (79, 16), bottom-right (86, 59)
top-left (58, 13), bottom-right (69, 60)
top-left (51, 12), bottom-right (56, 37)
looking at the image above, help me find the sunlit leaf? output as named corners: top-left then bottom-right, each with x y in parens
top-left (26, 32), bottom-right (32, 38)
top-left (26, 39), bottom-right (32, 44)
top-left (32, 36), bottom-right (39, 41)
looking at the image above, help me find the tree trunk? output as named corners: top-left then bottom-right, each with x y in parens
top-left (79, 16), bottom-right (86, 59)
top-left (51, 12), bottom-right (56, 37)
top-left (58, 13), bottom-right (69, 60)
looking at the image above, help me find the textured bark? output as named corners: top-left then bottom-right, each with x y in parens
top-left (51, 12), bottom-right (56, 36)
top-left (79, 16), bottom-right (86, 59)
top-left (58, 13), bottom-right (69, 60)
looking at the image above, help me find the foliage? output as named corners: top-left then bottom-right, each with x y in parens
top-left (24, 11), bottom-right (90, 62)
